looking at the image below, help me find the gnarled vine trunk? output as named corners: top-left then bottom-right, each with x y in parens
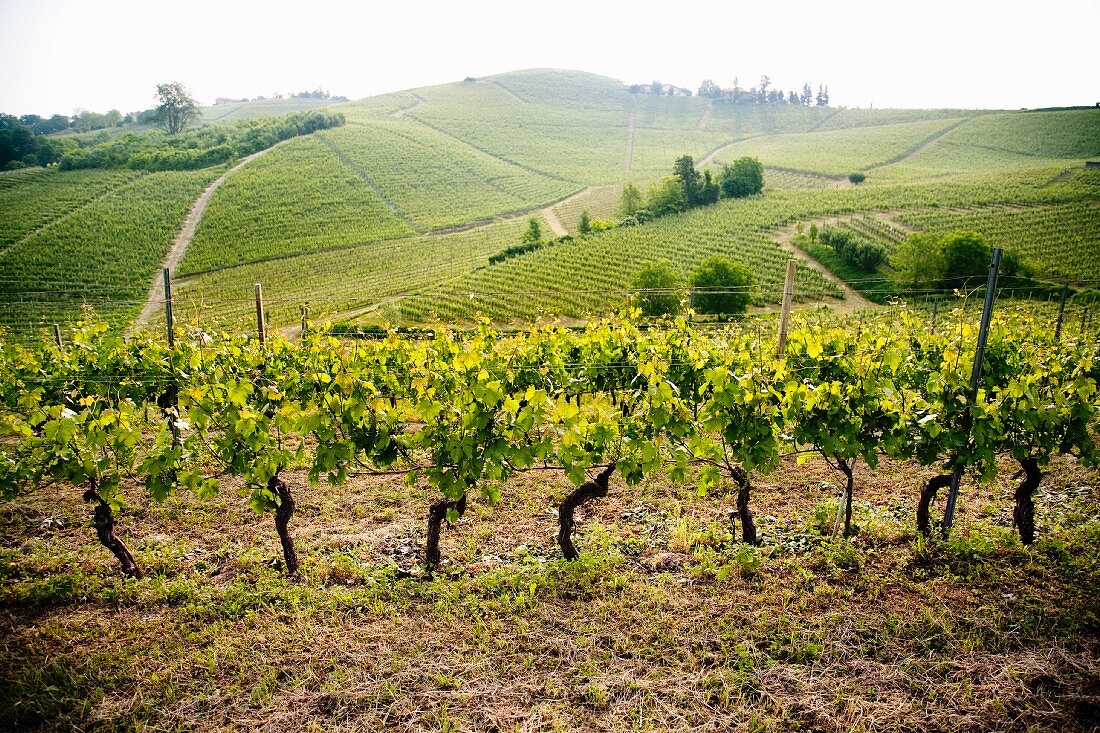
top-left (837, 458), bottom-right (855, 538)
top-left (916, 473), bottom-right (953, 537)
top-left (730, 466), bottom-right (759, 546)
top-left (558, 464), bottom-right (616, 560)
top-left (82, 482), bottom-right (141, 578)
top-left (269, 474), bottom-right (299, 575)
top-left (1013, 457), bottom-right (1042, 545)
top-left (425, 493), bottom-right (468, 571)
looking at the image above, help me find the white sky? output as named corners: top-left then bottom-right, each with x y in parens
top-left (1, 0), bottom-right (1098, 116)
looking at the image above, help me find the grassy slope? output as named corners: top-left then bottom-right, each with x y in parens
top-left (198, 97), bottom-right (344, 124)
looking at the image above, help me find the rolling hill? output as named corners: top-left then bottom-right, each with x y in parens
top-left (1, 69), bottom-right (1098, 340)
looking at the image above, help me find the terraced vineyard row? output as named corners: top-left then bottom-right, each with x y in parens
top-left (896, 201), bottom-right (1100, 282)
top-left (177, 136), bottom-right (413, 275)
top-left (395, 201), bottom-right (845, 324)
top-left (320, 121), bottom-right (578, 231)
top-left (714, 119), bottom-right (966, 177)
top-left (167, 217), bottom-right (533, 331)
top-left (763, 168), bottom-right (834, 190)
top-left (0, 169), bottom-right (220, 336)
top-left (551, 185), bottom-right (623, 232)
top-left (0, 168), bottom-right (145, 250)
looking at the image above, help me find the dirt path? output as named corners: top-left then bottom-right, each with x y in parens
top-left (695, 135), bottom-right (763, 169)
top-left (624, 96), bottom-right (637, 171)
top-left (867, 116), bottom-right (973, 170)
top-left (542, 186), bottom-right (593, 237)
top-left (697, 101), bottom-right (712, 132)
top-left (807, 108), bottom-right (842, 132)
top-left (772, 222), bottom-right (874, 312)
top-left (133, 146), bottom-right (280, 329)
top-left (391, 92), bottom-right (425, 118)
top-left (482, 80), bottom-right (525, 104)
top-left (542, 205), bottom-right (568, 237)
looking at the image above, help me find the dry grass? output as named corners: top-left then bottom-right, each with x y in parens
top-left (2, 453), bottom-right (1099, 732)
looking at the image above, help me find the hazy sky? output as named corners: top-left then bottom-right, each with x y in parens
top-left (1, 0), bottom-right (1098, 115)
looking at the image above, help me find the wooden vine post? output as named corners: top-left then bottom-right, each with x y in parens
top-left (254, 282), bottom-right (266, 345)
top-left (776, 259), bottom-right (796, 358)
top-left (942, 248), bottom-right (1002, 537)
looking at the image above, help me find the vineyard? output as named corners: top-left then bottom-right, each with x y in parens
top-left (1, 71), bottom-right (1098, 343)
top-left (0, 169), bottom-right (221, 334)
top-left (2, 302), bottom-right (1100, 729)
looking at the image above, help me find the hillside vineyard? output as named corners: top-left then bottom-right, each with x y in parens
top-left (0, 70), bottom-right (1096, 338)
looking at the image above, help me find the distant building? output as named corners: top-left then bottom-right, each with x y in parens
top-left (214, 97), bottom-right (246, 105)
top-left (629, 83), bottom-right (693, 96)
top-left (718, 87), bottom-right (753, 103)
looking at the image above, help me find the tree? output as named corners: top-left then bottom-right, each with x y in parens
top-left (691, 256), bottom-right (755, 314)
top-left (719, 157), bottom-right (764, 198)
top-left (673, 154), bottom-right (702, 207)
top-left (155, 82), bottom-right (199, 135)
top-left (889, 230), bottom-right (992, 292)
top-left (940, 231), bottom-right (990, 288)
top-left (801, 83), bottom-right (814, 106)
top-left (698, 79), bottom-right (720, 98)
top-left (699, 169), bottom-right (720, 205)
top-left (758, 75), bottom-right (771, 103)
top-left (788, 90), bottom-right (799, 105)
top-left (646, 176), bottom-right (686, 216)
top-left (618, 183), bottom-right (643, 217)
top-left (891, 232), bottom-right (946, 292)
top-left (633, 261), bottom-right (682, 316)
top-left (578, 210), bottom-right (592, 235)
top-left (521, 217), bottom-right (542, 245)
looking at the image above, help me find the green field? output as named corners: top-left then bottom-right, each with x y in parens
top-left (1, 69), bottom-right (1099, 339)
top-left (198, 96), bottom-right (345, 123)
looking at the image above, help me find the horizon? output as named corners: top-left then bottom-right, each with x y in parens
top-left (1, 0), bottom-right (1098, 117)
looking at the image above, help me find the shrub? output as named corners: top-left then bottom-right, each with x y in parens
top-left (691, 256), bottom-right (755, 314)
top-left (632, 261), bottom-right (682, 317)
top-left (820, 226), bottom-right (886, 271)
top-left (719, 157), bottom-right (764, 198)
top-left (848, 172), bottom-right (866, 184)
top-left (941, 231), bottom-right (992, 287)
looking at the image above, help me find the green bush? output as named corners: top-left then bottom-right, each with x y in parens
top-left (719, 157), bottom-right (764, 199)
top-left (632, 261), bottom-right (683, 316)
top-left (690, 256), bottom-right (755, 314)
top-left (820, 227), bottom-right (886, 271)
top-left (848, 172), bottom-right (866, 184)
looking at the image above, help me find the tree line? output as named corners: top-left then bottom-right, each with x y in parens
top-left (698, 76), bottom-right (829, 106)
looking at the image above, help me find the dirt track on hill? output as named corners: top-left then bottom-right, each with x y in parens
top-left (697, 101), bottom-right (712, 132)
top-left (867, 116), bottom-right (974, 170)
top-left (624, 96), bottom-right (637, 171)
top-left (772, 222), bottom-right (874, 311)
top-left (132, 146), bottom-right (280, 330)
top-left (391, 93), bottom-right (426, 118)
